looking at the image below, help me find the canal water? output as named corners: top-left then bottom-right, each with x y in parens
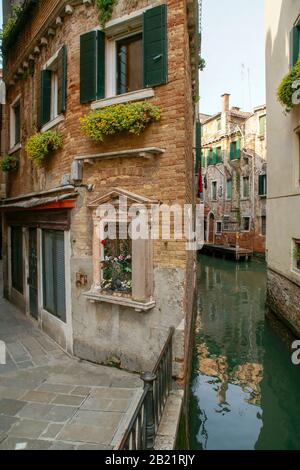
top-left (189, 255), bottom-right (300, 451)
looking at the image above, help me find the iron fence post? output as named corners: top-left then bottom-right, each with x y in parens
top-left (141, 371), bottom-right (157, 450)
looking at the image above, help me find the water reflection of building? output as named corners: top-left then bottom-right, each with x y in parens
top-left (198, 342), bottom-right (263, 407)
top-left (197, 257), bottom-right (266, 368)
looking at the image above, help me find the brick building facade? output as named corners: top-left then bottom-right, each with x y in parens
top-left (0, 0), bottom-right (199, 381)
top-left (200, 94), bottom-right (267, 255)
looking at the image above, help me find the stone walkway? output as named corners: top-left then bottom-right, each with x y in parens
top-left (0, 265), bottom-right (142, 450)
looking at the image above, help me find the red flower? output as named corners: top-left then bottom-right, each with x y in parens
top-left (101, 240), bottom-right (107, 246)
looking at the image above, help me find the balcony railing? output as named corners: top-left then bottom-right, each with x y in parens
top-left (118, 327), bottom-right (174, 450)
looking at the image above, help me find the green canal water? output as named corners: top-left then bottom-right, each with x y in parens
top-left (189, 255), bottom-right (300, 451)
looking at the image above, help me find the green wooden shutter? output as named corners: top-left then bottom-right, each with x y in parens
top-left (230, 142), bottom-right (234, 160)
top-left (42, 230), bottom-right (66, 322)
top-left (143, 4), bottom-right (168, 87)
top-left (57, 45), bottom-right (67, 114)
top-left (39, 70), bottom-right (51, 128)
top-left (80, 31), bottom-right (97, 103)
top-left (55, 232), bottom-right (66, 322)
top-left (43, 231), bottom-right (55, 315)
top-left (97, 30), bottom-right (106, 99)
top-left (195, 122), bottom-right (201, 173)
top-left (236, 139), bottom-right (241, 159)
top-left (259, 174), bottom-right (267, 196)
top-left (290, 26), bottom-right (300, 67)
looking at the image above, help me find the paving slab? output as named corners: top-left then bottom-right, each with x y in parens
top-left (0, 437), bottom-right (52, 450)
top-left (51, 394), bottom-right (85, 407)
top-left (40, 423), bottom-right (64, 440)
top-left (0, 399), bottom-right (26, 416)
top-left (20, 391), bottom-right (56, 404)
top-left (9, 419), bottom-right (49, 439)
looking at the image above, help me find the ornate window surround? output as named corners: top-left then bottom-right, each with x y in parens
top-left (85, 188), bottom-right (156, 312)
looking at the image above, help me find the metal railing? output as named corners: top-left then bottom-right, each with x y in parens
top-left (118, 327), bottom-right (174, 450)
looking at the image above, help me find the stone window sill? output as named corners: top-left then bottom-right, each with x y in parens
top-left (8, 143), bottom-right (21, 155)
top-left (91, 88), bottom-right (155, 110)
top-left (41, 114), bottom-right (65, 133)
top-left (84, 290), bottom-right (155, 312)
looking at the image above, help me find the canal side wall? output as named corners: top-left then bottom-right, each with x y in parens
top-left (267, 269), bottom-right (300, 338)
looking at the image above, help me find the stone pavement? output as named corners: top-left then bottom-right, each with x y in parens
top-left (0, 265), bottom-right (143, 450)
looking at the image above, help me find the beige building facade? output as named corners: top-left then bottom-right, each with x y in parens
top-left (265, 0), bottom-right (300, 335)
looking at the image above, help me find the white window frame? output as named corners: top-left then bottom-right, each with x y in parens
top-left (241, 216), bottom-right (251, 232)
top-left (41, 47), bottom-right (65, 132)
top-left (91, 9), bottom-right (155, 110)
top-left (215, 221), bottom-right (222, 235)
top-left (9, 94), bottom-right (21, 153)
top-left (223, 215), bottom-right (230, 232)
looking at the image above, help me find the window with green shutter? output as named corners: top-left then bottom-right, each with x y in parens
top-left (80, 31), bottom-right (105, 103)
top-left (143, 4), bottom-right (168, 87)
top-left (42, 230), bottom-right (66, 322)
top-left (11, 227), bottom-right (23, 294)
top-left (230, 140), bottom-right (241, 160)
top-left (39, 45), bottom-right (68, 128)
top-left (226, 179), bottom-right (232, 200)
top-left (259, 115), bottom-right (266, 136)
top-left (290, 25), bottom-right (300, 67)
top-left (39, 70), bottom-right (51, 128)
top-left (259, 174), bottom-right (267, 196)
top-left (10, 97), bottom-right (21, 147)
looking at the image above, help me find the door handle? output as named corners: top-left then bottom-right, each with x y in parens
top-left (153, 54), bottom-right (162, 61)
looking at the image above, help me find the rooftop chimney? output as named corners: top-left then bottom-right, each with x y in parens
top-left (221, 93), bottom-right (230, 113)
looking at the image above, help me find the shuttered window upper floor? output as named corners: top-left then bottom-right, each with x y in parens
top-left (80, 4), bottom-right (168, 105)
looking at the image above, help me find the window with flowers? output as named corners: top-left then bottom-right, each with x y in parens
top-left (101, 233), bottom-right (132, 296)
top-left (87, 189), bottom-right (156, 311)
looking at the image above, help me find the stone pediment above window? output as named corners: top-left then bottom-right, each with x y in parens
top-left (88, 187), bottom-right (158, 210)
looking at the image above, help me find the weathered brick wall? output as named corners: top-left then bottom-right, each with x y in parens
top-left (3, 0), bottom-right (197, 378)
top-left (4, 0), bottom-right (195, 272)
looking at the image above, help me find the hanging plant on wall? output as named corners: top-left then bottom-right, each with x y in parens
top-left (277, 56), bottom-right (300, 112)
top-left (1, 5), bottom-right (23, 41)
top-left (0, 155), bottom-right (19, 172)
top-left (80, 101), bottom-right (162, 142)
top-left (25, 131), bottom-right (63, 167)
top-left (95, 0), bottom-right (118, 27)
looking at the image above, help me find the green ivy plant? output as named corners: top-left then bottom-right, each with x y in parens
top-left (2, 5), bottom-right (23, 41)
top-left (95, 0), bottom-right (118, 26)
top-left (0, 155), bottom-right (19, 172)
top-left (277, 56), bottom-right (300, 112)
top-left (198, 56), bottom-right (206, 71)
top-left (80, 101), bottom-right (162, 142)
top-left (25, 131), bottom-right (63, 166)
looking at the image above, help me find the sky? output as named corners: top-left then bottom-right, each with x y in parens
top-left (200, 0), bottom-right (266, 115)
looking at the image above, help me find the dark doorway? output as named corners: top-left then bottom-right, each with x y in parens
top-left (28, 228), bottom-right (38, 319)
